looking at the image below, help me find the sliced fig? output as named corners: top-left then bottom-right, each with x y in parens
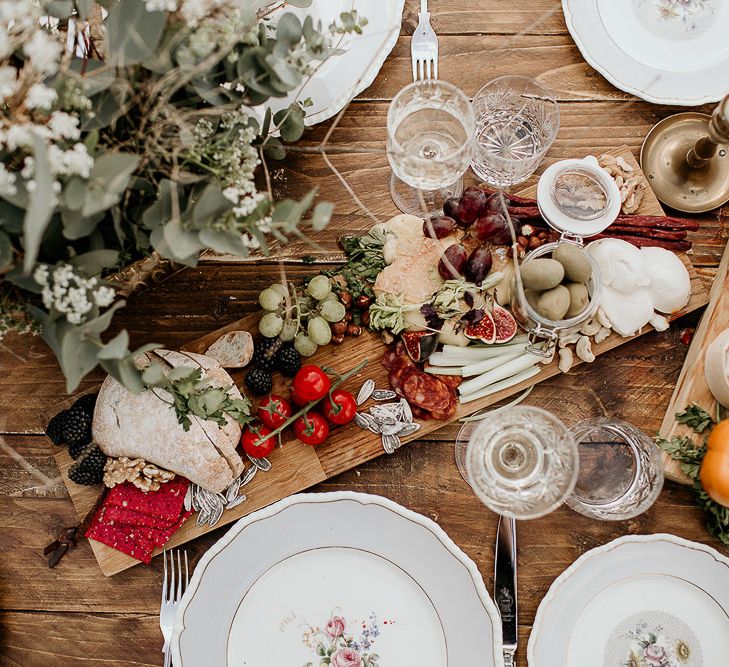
top-left (464, 309), bottom-right (496, 344)
top-left (401, 330), bottom-right (439, 362)
top-left (492, 303), bottom-right (517, 343)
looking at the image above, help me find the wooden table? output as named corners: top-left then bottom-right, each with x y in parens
top-left (1, 3), bottom-right (728, 664)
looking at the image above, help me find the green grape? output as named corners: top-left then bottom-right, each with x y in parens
top-left (259, 312), bottom-right (283, 338)
top-left (259, 287), bottom-right (284, 311)
top-left (279, 318), bottom-right (298, 342)
top-left (270, 283), bottom-right (288, 297)
top-left (306, 275), bottom-right (331, 301)
top-left (320, 300), bottom-right (346, 323)
top-left (307, 316), bottom-right (332, 346)
top-left (321, 292), bottom-right (339, 303)
top-left (294, 332), bottom-right (318, 357)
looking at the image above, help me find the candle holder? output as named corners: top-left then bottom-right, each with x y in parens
top-left (640, 94), bottom-right (729, 213)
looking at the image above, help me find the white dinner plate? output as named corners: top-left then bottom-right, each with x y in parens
top-left (528, 534), bottom-right (729, 666)
top-left (562, 0), bottom-right (729, 105)
top-left (268, 0), bottom-right (404, 125)
top-left (171, 492), bottom-right (504, 666)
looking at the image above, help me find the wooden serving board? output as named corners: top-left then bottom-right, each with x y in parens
top-left (55, 146), bottom-right (709, 575)
top-left (659, 241), bottom-right (729, 484)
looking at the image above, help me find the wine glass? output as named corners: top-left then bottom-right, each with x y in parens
top-left (463, 406), bottom-right (579, 520)
top-left (471, 75), bottom-right (560, 187)
top-left (387, 80), bottom-right (475, 216)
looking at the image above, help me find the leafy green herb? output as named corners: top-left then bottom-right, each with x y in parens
top-left (675, 403), bottom-right (714, 433)
top-left (143, 364), bottom-right (253, 432)
top-left (325, 227), bottom-right (390, 298)
top-left (368, 293), bottom-right (421, 335)
top-left (656, 405), bottom-right (729, 546)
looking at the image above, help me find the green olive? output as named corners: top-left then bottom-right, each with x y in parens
top-left (552, 243), bottom-right (592, 283)
top-left (565, 282), bottom-right (589, 318)
top-left (521, 258), bottom-right (564, 291)
top-left (536, 285), bottom-right (571, 321)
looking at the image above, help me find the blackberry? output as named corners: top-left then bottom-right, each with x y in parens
top-left (60, 406), bottom-right (92, 448)
top-left (275, 345), bottom-right (301, 377)
top-left (68, 439), bottom-right (88, 460)
top-left (45, 411), bottom-right (67, 446)
top-left (72, 393), bottom-right (97, 417)
top-left (252, 337), bottom-right (283, 371)
top-left (68, 444), bottom-right (107, 486)
top-left (244, 367), bottom-right (273, 396)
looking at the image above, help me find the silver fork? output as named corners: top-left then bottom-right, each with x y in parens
top-left (411, 0), bottom-right (438, 81)
top-left (160, 549), bottom-right (189, 667)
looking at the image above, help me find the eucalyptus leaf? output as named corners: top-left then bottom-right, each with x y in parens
top-left (60, 330), bottom-right (100, 392)
top-left (0, 230), bottom-right (13, 270)
top-left (81, 84), bottom-right (130, 131)
top-left (286, 0), bottom-right (312, 6)
top-left (68, 249), bottom-right (120, 274)
top-left (276, 13), bottom-right (303, 44)
top-left (150, 227), bottom-right (199, 266)
top-left (23, 135), bottom-right (55, 275)
top-left (274, 103), bottom-right (305, 142)
top-left (100, 357), bottom-right (145, 394)
top-left (192, 184), bottom-right (234, 226)
top-left (27, 305), bottom-right (61, 357)
top-left (198, 229), bottom-right (250, 257)
top-left (76, 0), bottom-right (94, 18)
top-left (106, 0), bottom-right (167, 66)
top-left (161, 218), bottom-right (204, 260)
top-left (97, 330), bottom-right (129, 360)
top-left (80, 300), bottom-right (126, 336)
top-left (63, 177), bottom-right (87, 211)
top-left (0, 200), bottom-right (24, 234)
top-left (141, 362), bottom-right (166, 385)
top-left (69, 59), bottom-right (115, 97)
top-left (82, 152), bottom-right (140, 217)
top-left (5, 265), bottom-right (43, 293)
top-left (310, 201), bottom-right (333, 231)
top-left (44, 0), bottom-right (73, 18)
top-left (61, 208), bottom-right (104, 240)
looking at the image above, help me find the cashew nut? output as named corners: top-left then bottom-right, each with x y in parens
top-left (579, 317), bottom-right (602, 337)
top-left (650, 313), bottom-right (669, 332)
top-left (594, 326), bottom-right (611, 344)
top-left (596, 307), bottom-right (612, 330)
top-left (558, 347), bottom-right (574, 373)
top-left (576, 336), bottom-right (595, 363)
top-left (559, 332), bottom-right (581, 348)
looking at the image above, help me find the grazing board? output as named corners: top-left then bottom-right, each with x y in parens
top-left (659, 241), bottom-right (729, 484)
top-left (54, 145), bottom-right (709, 575)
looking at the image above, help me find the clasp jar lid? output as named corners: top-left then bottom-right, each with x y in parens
top-left (537, 156), bottom-right (621, 239)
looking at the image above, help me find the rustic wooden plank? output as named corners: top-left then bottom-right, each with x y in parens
top-left (660, 242), bottom-right (729, 483)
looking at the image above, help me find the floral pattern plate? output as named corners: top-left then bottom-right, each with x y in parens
top-left (171, 492), bottom-right (504, 666)
top-left (528, 534), bottom-right (729, 666)
top-left (563, 0), bottom-right (729, 104)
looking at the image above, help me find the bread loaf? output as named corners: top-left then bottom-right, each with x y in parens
top-left (93, 350), bottom-right (244, 493)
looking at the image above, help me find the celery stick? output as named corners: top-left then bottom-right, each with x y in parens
top-left (433, 344), bottom-right (527, 365)
top-left (458, 353), bottom-right (542, 396)
top-left (458, 367), bottom-right (541, 404)
top-left (424, 366), bottom-right (463, 376)
top-left (461, 349), bottom-right (525, 377)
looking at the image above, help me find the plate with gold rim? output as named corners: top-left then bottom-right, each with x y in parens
top-left (528, 534), bottom-right (729, 666)
top-left (171, 492), bottom-right (504, 666)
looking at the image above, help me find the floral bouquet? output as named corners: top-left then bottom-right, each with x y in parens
top-left (0, 0), bottom-right (365, 391)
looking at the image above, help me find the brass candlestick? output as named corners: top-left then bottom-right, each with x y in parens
top-left (640, 94), bottom-right (729, 213)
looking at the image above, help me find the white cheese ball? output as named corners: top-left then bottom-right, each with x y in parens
top-left (640, 246), bottom-right (691, 314)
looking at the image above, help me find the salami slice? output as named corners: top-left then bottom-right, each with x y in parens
top-left (429, 391), bottom-right (457, 420)
top-left (434, 373), bottom-right (462, 390)
top-left (402, 371), bottom-right (452, 412)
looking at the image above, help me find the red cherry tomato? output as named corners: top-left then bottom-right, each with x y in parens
top-left (257, 394), bottom-right (292, 429)
top-left (290, 386), bottom-right (308, 407)
top-left (322, 389), bottom-right (357, 425)
top-left (293, 412), bottom-right (330, 447)
top-left (292, 365), bottom-right (331, 403)
top-left (241, 424), bottom-right (275, 459)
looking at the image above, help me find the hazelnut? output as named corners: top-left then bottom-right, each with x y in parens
top-left (331, 321), bottom-right (347, 336)
top-left (517, 236), bottom-right (529, 247)
top-left (331, 334), bottom-right (345, 344)
top-left (360, 310), bottom-right (370, 327)
top-left (339, 291), bottom-right (353, 308)
top-left (537, 230), bottom-right (549, 241)
top-left (355, 294), bottom-right (371, 309)
top-left (528, 236), bottom-right (542, 250)
top-left (347, 324), bottom-right (362, 336)
top-left (345, 311), bottom-right (353, 323)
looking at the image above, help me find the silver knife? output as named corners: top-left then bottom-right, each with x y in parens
top-left (494, 515), bottom-right (518, 666)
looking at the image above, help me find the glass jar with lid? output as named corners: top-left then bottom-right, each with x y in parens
top-left (511, 155), bottom-right (621, 354)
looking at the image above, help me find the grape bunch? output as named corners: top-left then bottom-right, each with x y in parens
top-left (257, 275), bottom-right (347, 357)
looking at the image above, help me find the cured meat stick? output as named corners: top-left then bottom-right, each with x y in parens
top-left (614, 215), bottom-right (700, 231)
top-left (590, 234), bottom-right (692, 251)
top-left (606, 226), bottom-right (688, 241)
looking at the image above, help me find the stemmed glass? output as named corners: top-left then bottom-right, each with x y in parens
top-left (387, 80), bottom-right (475, 216)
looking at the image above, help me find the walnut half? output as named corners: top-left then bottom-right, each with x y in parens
top-left (103, 456), bottom-right (175, 492)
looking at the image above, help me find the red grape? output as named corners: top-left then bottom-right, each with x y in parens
top-left (456, 186), bottom-right (487, 225)
top-left (465, 246), bottom-right (493, 285)
top-left (438, 244), bottom-right (467, 279)
top-left (484, 192), bottom-right (510, 215)
top-left (474, 212), bottom-right (518, 245)
top-left (443, 197), bottom-right (461, 222)
top-left (423, 216), bottom-right (456, 239)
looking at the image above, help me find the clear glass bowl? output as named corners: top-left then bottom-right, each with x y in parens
top-left (511, 241), bottom-right (602, 355)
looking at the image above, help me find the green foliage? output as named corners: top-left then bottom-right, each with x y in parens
top-left (325, 226), bottom-right (389, 298)
top-left (142, 364), bottom-right (253, 431)
top-left (656, 406), bottom-right (729, 546)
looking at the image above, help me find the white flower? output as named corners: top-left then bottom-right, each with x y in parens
top-left (33, 264), bottom-right (49, 286)
top-left (20, 156), bottom-right (34, 179)
top-left (145, 0), bottom-right (177, 11)
top-left (47, 143), bottom-right (94, 178)
top-left (48, 111), bottom-right (80, 141)
top-left (25, 83), bottom-right (57, 110)
top-left (222, 186), bottom-right (239, 203)
top-left (0, 65), bottom-right (17, 103)
top-left (93, 286), bottom-right (115, 308)
top-left (0, 0), bottom-right (39, 26)
top-left (0, 163), bottom-right (16, 197)
top-left (23, 30), bottom-right (61, 75)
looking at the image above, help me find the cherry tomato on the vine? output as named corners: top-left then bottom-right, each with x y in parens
top-left (293, 411), bottom-right (330, 447)
top-left (290, 386), bottom-right (308, 407)
top-left (322, 389), bottom-right (357, 425)
top-left (241, 423), bottom-right (275, 459)
top-left (257, 394), bottom-right (292, 429)
top-left (292, 365), bottom-right (331, 403)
